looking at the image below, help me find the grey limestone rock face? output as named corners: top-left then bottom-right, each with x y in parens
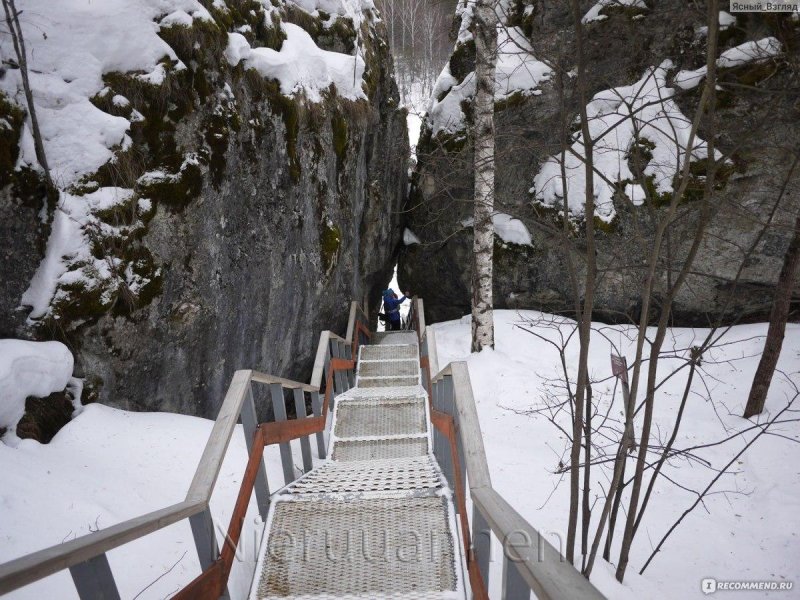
top-left (400, 0), bottom-right (799, 326)
top-left (0, 2), bottom-right (409, 418)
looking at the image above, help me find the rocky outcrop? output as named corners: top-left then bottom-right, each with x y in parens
top-left (0, 0), bottom-right (408, 418)
top-left (400, 0), bottom-right (799, 326)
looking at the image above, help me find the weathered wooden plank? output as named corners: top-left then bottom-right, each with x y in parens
top-left (502, 555), bottom-right (531, 600)
top-left (189, 508), bottom-right (219, 571)
top-left (426, 327), bottom-right (440, 376)
top-left (0, 500), bottom-right (200, 595)
top-left (472, 505), bottom-right (491, 587)
top-left (345, 301), bottom-right (358, 343)
top-left (171, 559), bottom-right (225, 600)
top-left (186, 369), bottom-right (252, 503)
top-left (310, 331), bottom-right (333, 389)
top-left (220, 427), bottom-right (267, 570)
top-left (450, 362), bottom-right (492, 490)
top-left (310, 391), bottom-right (327, 459)
top-left (240, 382), bottom-right (270, 519)
top-left (262, 416), bottom-right (325, 445)
top-left (250, 371), bottom-right (317, 393)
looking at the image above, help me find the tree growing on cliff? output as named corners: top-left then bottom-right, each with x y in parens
top-left (1, 0), bottom-right (53, 193)
top-left (470, 0), bottom-right (497, 352)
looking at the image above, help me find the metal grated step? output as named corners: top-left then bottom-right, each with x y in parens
top-left (337, 386), bottom-right (426, 399)
top-left (332, 437), bottom-right (428, 462)
top-left (255, 496), bottom-right (457, 598)
top-left (334, 397), bottom-right (427, 438)
top-left (358, 359), bottom-right (419, 378)
top-left (358, 376), bottom-right (420, 388)
top-left (360, 344), bottom-right (418, 360)
top-left (283, 456), bottom-right (443, 496)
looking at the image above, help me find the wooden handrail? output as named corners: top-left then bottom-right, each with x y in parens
top-left (250, 370), bottom-right (318, 393)
top-left (345, 300), bottom-right (370, 343)
top-left (186, 369), bottom-right (253, 503)
top-left (0, 500), bottom-right (201, 594)
top-left (429, 360), bottom-right (606, 600)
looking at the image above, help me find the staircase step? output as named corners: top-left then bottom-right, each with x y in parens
top-left (360, 344), bottom-right (418, 360)
top-left (357, 376), bottom-right (420, 388)
top-left (334, 397), bottom-right (427, 438)
top-left (358, 359), bottom-right (419, 378)
top-left (283, 456), bottom-right (442, 496)
top-left (370, 331), bottom-right (419, 345)
top-left (254, 496), bottom-right (458, 598)
top-left (332, 437), bottom-right (428, 462)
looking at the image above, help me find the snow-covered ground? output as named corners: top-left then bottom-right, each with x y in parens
top-left (0, 403), bottom-right (312, 599)
top-left (433, 310), bottom-right (800, 599)
top-left (2, 311), bottom-right (796, 599)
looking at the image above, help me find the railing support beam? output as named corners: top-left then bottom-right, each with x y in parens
top-left (189, 508), bottom-right (219, 572)
top-left (502, 556), bottom-right (530, 600)
top-left (69, 553), bottom-right (120, 600)
top-left (240, 383), bottom-right (270, 520)
top-left (270, 383), bottom-right (295, 484)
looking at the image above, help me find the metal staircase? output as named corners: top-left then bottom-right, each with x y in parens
top-left (250, 331), bottom-right (466, 599)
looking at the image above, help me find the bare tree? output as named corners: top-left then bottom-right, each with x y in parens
top-left (564, 0), bottom-right (598, 563)
top-left (2, 0), bottom-right (53, 192)
top-left (744, 177), bottom-right (800, 418)
top-left (471, 0), bottom-right (497, 352)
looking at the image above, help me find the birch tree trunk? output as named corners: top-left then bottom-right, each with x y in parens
top-left (471, 0), bottom-right (497, 353)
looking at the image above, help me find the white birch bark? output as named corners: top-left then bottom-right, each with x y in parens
top-left (471, 0), bottom-right (497, 353)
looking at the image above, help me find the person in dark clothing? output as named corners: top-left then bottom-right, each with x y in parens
top-left (382, 288), bottom-right (410, 331)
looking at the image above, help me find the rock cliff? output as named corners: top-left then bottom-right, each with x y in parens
top-left (401, 0), bottom-right (799, 325)
top-left (0, 0), bottom-right (408, 417)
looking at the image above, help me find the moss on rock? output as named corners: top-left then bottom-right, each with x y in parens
top-left (320, 219), bottom-right (341, 272)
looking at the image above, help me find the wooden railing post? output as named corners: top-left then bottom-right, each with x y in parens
top-left (502, 556), bottom-right (530, 600)
top-left (472, 506), bottom-right (491, 586)
top-left (240, 381), bottom-right (270, 519)
top-left (69, 553), bottom-right (120, 600)
top-left (310, 390), bottom-right (327, 459)
top-left (293, 388), bottom-right (313, 473)
top-left (270, 383), bottom-right (295, 484)
top-left (189, 508), bottom-right (220, 572)
top-left (332, 341), bottom-right (347, 396)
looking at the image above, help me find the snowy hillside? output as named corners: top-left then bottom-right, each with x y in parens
top-left (0, 403), bottom-right (313, 599)
top-left (433, 310), bottom-right (800, 599)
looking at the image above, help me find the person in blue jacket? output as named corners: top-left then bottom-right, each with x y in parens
top-left (382, 288), bottom-right (410, 331)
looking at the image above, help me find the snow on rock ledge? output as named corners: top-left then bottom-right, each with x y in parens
top-left (427, 26), bottom-right (551, 137)
top-left (582, 0), bottom-right (648, 24)
top-left (532, 61), bottom-right (719, 223)
top-left (674, 37), bottom-right (782, 90)
top-left (225, 24), bottom-right (367, 102)
top-left (0, 340), bottom-right (80, 447)
top-left (462, 212), bottom-right (533, 246)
